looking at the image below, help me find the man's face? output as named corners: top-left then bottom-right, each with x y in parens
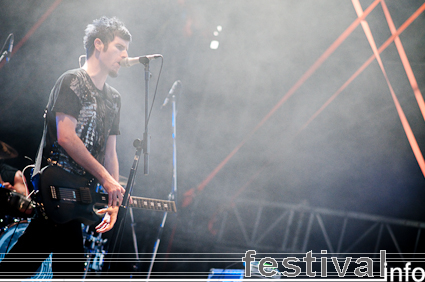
top-left (98, 36), bottom-right (130, 78)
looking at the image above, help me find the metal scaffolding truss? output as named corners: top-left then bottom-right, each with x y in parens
top-left (213, 199), bottom-right (425, 256)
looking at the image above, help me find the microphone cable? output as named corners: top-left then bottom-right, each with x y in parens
top-left (145, 56), bottom-right (164, 127)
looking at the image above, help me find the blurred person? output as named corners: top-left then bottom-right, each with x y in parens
top-left (0, 162), bottom-right (33, 218)
top-left (0, 16), bottom-right (131, 279)
top-left (0, 162), bottom-right (29, 196)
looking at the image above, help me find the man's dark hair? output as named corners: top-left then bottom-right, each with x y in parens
top-left (83, 16), bottom-right (132, 58)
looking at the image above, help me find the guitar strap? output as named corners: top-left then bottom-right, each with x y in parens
top-left (33, 79), bottom-right (61, 189)
top-left (31, 108), bottom-right (48, 191)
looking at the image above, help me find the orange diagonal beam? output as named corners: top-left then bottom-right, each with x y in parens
top-left (299, 2), bottom-right (425, 134)
top-left (227, 1), bottom-right (425, 209)
top-left (182, 0), bottom-right (383, 207)
top-left (352, 1), bottom-right (425, 175)
top-left (352, 0), bottom-right (425, 177)
top-left (381, 1), bottom-right (425, 121)
top-left (206, 2), bottom-right (425, 233)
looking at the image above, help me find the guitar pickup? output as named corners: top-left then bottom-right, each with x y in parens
top-left (79, 187), bottom-right (92, 204)
top-left (50, 186), bottom-right (59, 200)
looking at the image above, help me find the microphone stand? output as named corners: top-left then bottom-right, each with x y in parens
top-left (103, 61), bottom-right (152, 276)
top-left (102, 138), bottom-right (141, 275)
top-left (146, 87), bottom-right (178, 279)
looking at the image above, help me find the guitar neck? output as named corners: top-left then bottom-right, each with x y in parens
top-left (128, 196), bottom-right (177, 213)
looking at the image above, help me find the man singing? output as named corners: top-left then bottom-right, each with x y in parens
top-left (0, 16), bottom-right (131, 279)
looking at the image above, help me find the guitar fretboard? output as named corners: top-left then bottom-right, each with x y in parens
top-left (130, 196), bottom-right (177, 213)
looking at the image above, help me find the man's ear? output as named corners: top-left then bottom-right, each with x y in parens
top-left (94, 38), bottom-right (104, 52)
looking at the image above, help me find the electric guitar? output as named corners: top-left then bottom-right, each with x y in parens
top-left (37, 165), bottom-right (177, 225)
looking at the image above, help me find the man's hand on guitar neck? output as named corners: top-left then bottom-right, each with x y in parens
top-left (101, 176), bottom-right (125, 208)
top-left (95, 206), bottom-right (119, 233)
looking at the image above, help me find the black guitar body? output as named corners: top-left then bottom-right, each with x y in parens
top-left (39, 165), bottom-right (104, 225)
top-left (37, 165), bottom-right (177, 226)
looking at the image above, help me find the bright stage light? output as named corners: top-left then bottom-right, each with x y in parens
top-left (210, 40), bottom-right (219, 49)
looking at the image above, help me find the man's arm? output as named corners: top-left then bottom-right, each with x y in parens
top-left (95, 135), bottom-right (120, 233)
top-left (56, 112), bottom-right (124, 208)
top-left (12, 170), bottom-right (28, 196)
top-left (104, 135), bottom-right (119, 181)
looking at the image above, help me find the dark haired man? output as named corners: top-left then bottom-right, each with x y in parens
top-left (0, 16), bottom-right (131, 279)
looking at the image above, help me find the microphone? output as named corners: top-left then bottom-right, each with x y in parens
top-left (162, 80), bottom-right (181, 108)
top-left (6, 33), bottom-right (13, 62)
top-left (119, 54), bottom-right (162, 67)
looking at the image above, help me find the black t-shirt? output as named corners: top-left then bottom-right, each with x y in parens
top-left (43, 68), bottom-right (121, 176)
